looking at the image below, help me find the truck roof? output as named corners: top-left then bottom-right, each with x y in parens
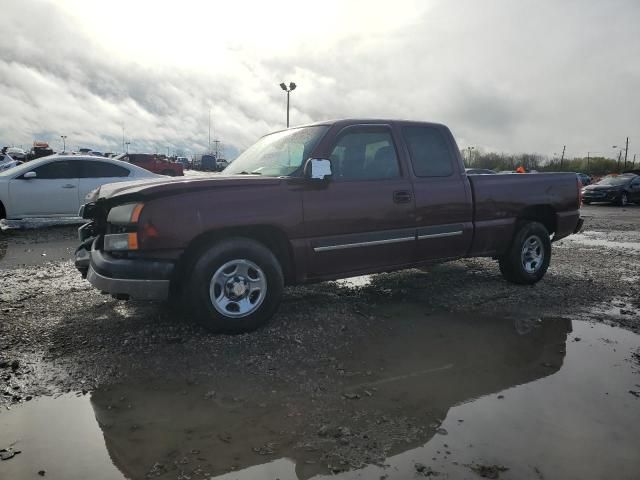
top-left (301, 118), bottom-right (448, 129)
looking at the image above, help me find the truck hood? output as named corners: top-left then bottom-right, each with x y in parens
top-left (91, 175), bottom-right (282, 203)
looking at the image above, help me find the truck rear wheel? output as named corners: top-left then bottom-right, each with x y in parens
top-left (498, 221), bottom-right (551, 285)
top-left (186, 238), bottom-right (284, 333)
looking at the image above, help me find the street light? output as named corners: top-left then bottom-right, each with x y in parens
top-left (466, 146), bottom-right (475, 166)
top-left (60, 135), bottom-right (67, 152)
top-left (612, 145), bottom-right (623, 171)
top-left (125, 141), bottom-right (130, 154)
top-left (279, 81), bottom-right (297, 128)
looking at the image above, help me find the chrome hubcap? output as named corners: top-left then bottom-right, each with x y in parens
top-left (209, 259), bottom-right (267, 318)
top-left (521, 235), bottom-right (544, 274)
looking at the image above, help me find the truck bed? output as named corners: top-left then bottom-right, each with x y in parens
top-left (467, 172), bottom-right (580, 257)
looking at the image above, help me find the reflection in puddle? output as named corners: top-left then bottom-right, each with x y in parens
top-left (1, 315), bottom-right (639, 480)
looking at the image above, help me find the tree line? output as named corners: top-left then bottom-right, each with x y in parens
top-left (463, 151), bottom-right (636, 176)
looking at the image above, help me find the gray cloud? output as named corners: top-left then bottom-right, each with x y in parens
top-left (1, 0), bottom-right (639, 160)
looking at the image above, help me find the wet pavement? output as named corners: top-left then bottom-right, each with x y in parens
top-left (1, 204), bottom-right (639, 479)
top-left (2, 314), bottom-right (639, 480)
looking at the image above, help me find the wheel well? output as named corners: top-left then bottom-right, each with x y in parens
top-left (174, 225), bottom-right (296, 289)
top-left (518, 205), bottom-right (556, 234)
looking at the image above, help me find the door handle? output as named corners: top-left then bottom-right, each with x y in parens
top-left (393, 190), bottom-right (412, 204)
top-left (62, 184), bottom-right (76, 189)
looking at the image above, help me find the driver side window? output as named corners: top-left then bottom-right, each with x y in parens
top-left (29, 161), bottom-right (79, 179)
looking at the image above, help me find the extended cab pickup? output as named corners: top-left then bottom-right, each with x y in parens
top-left (75, 119), bottom-right (583, 333)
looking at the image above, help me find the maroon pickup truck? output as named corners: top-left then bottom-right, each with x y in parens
top-left (75, 119), bottom-right (583, 333)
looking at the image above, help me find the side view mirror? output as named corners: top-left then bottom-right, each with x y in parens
top-left (304, 158), bottom-right (332, 181)
top-left (23, 171), bottom-right (37, 179)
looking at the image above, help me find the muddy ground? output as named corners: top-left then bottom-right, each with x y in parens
top-left (1, 204), bottom-right (639, 479)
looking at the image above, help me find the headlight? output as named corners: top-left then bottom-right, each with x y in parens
top-left (107, 203), bottom-right (144, 225)
top-left (104, 233), bottom-right (138, 251)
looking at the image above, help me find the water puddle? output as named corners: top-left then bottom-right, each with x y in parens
top-left (1, 315), bottom-right (639, 479)
top-left (0, 226), bottom-right (77, 268)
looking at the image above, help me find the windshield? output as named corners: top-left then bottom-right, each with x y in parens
top-left (224, 126), bottom-right (329, 177)
top-left (596, 175), bottom-right (633, 186)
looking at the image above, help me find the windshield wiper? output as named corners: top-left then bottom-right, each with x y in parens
top-left (236, 171), bottom-right (262, 175)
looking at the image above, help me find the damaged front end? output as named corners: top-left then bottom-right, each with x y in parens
top-left (74, 196), bottom-right (174, 301)
top-left (74, 201), bottom-right (108, 278)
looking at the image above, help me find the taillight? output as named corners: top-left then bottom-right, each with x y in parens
top-left (577, 177), bottom-right (583, 207)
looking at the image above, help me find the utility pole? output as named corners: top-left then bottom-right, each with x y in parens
top-left (125, 141), bottom-right (130, 154)
top-left (632, 153), bottom-right (636, 168)
top-left (60, 135), bottom-right (67, 152)
top-left (587, 151), bottom-right (590, 171)
top-left (208, 108), bottom-right (211, 153)
top-left (624, 136), bottom-right (629, 169)
top-left (122, 126), bottom-right (125, 153)
top-left (560, 145), bottom-right (566, 169)
top-left (617, 150), bottom-right (622, 170)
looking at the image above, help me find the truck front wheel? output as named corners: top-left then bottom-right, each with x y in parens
top-left (186, 238), bottom-right (284, 333)
top-left (498, 221), bottom-right (551, 285)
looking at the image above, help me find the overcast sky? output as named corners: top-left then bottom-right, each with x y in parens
top-left (1, 0), bottom-right (638, 160)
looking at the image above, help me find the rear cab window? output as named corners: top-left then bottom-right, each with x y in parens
top-left (401, 125), bottom-right (454, 177)
top-left (330, 127), bottom-right (401, 181)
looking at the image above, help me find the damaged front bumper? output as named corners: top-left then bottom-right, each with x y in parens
top-left (75, 223), bottom-right (174, 301)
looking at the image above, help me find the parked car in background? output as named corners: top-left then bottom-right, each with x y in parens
top-left (581, 173), bottom-right (640, 206)
top-left (75, 118), bottom-right (583, 333)
top-left (194, 154), bottom-right (218, 171)
top-left (217, 158), bottom-right (229, 170)
top-left (0, 153), bottom-right (20, 171)
top-left (0, 155), bottom-right (161, 220)
top-left (576, 173), bottom-right (592, 186)
top-left (28, 141), bottom-right (54, 160)
top-left (465, 168), bottom-right (496, 175)
top-left (176, 157), bottom-right (190, 169)
top-left (6, 147), bottom-right (26, 160)
top-left (115, 153), bottom-right (184, 176)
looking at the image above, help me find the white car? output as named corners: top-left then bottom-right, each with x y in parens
top-left (0, 155), bottom-right (162, 220)
top-left (6, 147), bottom-right (26, 160)
top-left (0, 153), bottom-right (19, 172)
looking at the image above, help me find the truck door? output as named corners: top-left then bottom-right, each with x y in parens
top-left (302, 124), bottom-right (416, 278)
top-left (400, 124), bottom-right (473, 261)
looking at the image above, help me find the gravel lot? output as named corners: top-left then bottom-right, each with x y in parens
top-left (1, 204), bottom-right (639, 479)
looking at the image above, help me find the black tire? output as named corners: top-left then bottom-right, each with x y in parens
top-left (162, 170), bottom-right (176, 177)
top-left (617, 192), bottom-right (629, 206)
top-left (582, 200), bottom-right (591, 205)
top-left (498, 221), bottom-right (551, 285)
top-left (186, 238), bottom-right (284, 333)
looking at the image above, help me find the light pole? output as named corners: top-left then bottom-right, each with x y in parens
top-left (612, 145), bottom-right (623, 171)
top-left (466, 146), bottom-right (475, 166)
top-left (60, 135), bottom-right (67, 152)
top-left (279, 82), bottom-right (297, 128)
top-left (125, 142), bottom-right (130, 154)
